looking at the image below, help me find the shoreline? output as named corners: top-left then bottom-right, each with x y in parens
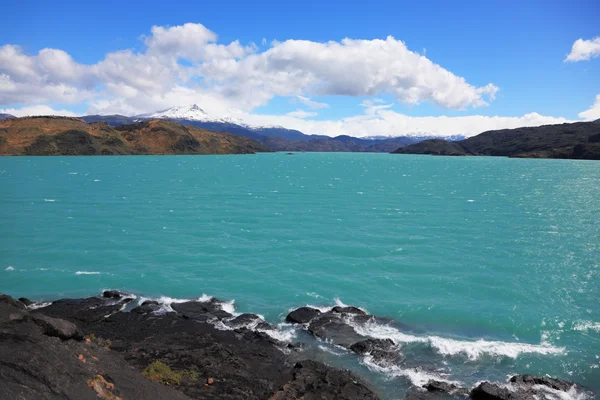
top-left (0, 290), bottom-right (594, 400)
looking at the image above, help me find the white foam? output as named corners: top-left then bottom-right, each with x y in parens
top-left (350, 319), bottom-right (565, 360)
top-left (572, 321), bottom-right (600, 333)
top-left (220, 299), bottom-right (237, 316)
top-left (258, 323), bottom-right (298, 343)
top-left (362, 355), bottom-right (457, 387)
top-left (68, 172), bottom-right (78, 175)
top-left (44, 199), bottom-right (56, 202)
top-left (5, 266), bottom-right (14, 271)
top-left (529, 385), bottom-right (591, 400)
top-left (75, 271), bottom-right (101, 275)
top-left (93, 179), bottom-right (101, 182)
top-left (27, 302), bottom-right (52, 310)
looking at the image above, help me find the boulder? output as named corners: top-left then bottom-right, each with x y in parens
top-left (0, 293), bottom-right (27, 323)
top-left (171, 299), bottom-right (232, 321)
top-left (508, 374), bottom-right (573, 392)
top-left (350, 338), bottom-right (395, 355)
top-left (18, 297), bottom-right (33, 306)
top-left (102, 290), bottom-right (123, 299)
top-left (269, 360), bottom-right (379, 400)
top-left (31, 314), bottom-right (83, 340)
top-left (285, 306), bottom-right (322, 324)
top-left (470, 382), bottom-right (512, 400)
top-left (332, 306), bottom-right (367, 315)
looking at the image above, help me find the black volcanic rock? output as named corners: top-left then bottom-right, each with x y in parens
top-left (31, 314), bottom-right (84, 340)
top-left (508, 374), bottom-right (575, 392)
top-left (350, 338), bottom-right (395, 355)
top-left (286, 306), bottom-right (322, 324)
top-left (269, 360), bottom-right (379, 400)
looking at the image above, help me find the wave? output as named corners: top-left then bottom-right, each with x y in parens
top-left (75, 271), bottom-right (101, 275)
top-left (361, 355), bottom-right (457, 387)
top-left (572, 321), bottom-right (600, 333)
top-left (5, 266), bottom-right (14, 271)
top-left (347, 317), bottom-right (564, 360)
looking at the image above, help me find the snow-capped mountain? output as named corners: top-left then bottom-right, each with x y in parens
top-left (137, 104), bottom-right (247, 126)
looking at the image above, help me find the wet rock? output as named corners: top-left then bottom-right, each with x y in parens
top-left (102, 290), bottom-right (123, 299)
top-left (269, 360), bottom-right (379, 400)
top-left (31, 314), bottom-right (83, 340)
top-left (332, 306), bottom-right (367, 315)
top-left (421, 381), bottom-right (469, 397)
top-left (131, 302), bottom-right (161, 314)
top-left (508, 374), bottom-right (574, 392)
top-left (350, 338), bottom-right (395, 355)
top-left (225, 313), bottom-right (269, 329)
top-left (470, 382), bottom-right (512, 400)
top-left (171, 299), bottom-right (232, 321)
top-left (406, 386), bottom-right (463, 399)
top-left (307, 315), bottom-right (366, 347)
top-left (18, 297), bottom-right (33, 306)
top-left (32, 297), bottom-right (125, 324)
top-left (286, 306), bottom-right (322, 324)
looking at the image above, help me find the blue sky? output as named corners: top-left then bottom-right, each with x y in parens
top-left (0, 0), bottom-right (599, 137)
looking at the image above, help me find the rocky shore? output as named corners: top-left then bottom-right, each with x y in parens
top-left (0, 292), bottom-right (594, 399)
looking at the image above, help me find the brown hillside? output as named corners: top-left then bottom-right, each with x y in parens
top-left (0, 117), bottom-right (270, 156)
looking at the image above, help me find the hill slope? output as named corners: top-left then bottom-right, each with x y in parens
top-left (392, 122), bottom-right (600, 160)
top-left (0, 117), bottom-right (270, 156)
top-left (82, 114), bottom-right (417, 152)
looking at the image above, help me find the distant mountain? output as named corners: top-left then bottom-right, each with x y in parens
top-left (81, 114), bottom-right (136, 126)
top-left (0, 117), bottom-right (270, 156)
top-left (0, 113), bottom-right (15, 120)
top-left (77, 105), bottom-right (422, 152)
top-left (392, 121), bottom-right (600, 160)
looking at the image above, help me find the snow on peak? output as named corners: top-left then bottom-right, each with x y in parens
top-left (138, 104), bottom-right (250, 126)
top-left (143, 104), bottom-right (208, 120)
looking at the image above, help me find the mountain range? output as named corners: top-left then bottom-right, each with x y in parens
top-left (81, 105), bottom-right (431, 152)
top-left (392, 121), bottom-right (600, 160)
top-left (0, 117), bottom-right (270, 156)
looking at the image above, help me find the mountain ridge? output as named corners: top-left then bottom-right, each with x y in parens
top-left (392, 121), bottom-right (600, 160)
top-left (0, 117), bottom-right (270, 156)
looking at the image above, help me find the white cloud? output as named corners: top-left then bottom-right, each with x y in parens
top-left (239, 102), bottom-right (570, 138)
top-left (565, 37), bottom-right (600, 62)
top-left (296, 95), bottom-right (329, 109)
top-left (0, 105), bottom-right (77, 117)
top-left (0, 22), bottom-right (578, 138)
top-left (578, 94), bottom-right (600, 121)
top-left (286, 109), bottom-right (318, 118)
top-left (0, 24), bottom-right (498, 114)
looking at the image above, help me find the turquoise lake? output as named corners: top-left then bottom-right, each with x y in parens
top-left (1, 153), bottom-right (599, 396)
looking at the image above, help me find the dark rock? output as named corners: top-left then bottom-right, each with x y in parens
top-left (31, 314), bottom-right (83, 340)
top-left (0, 294), bottom-right (27, 323)
top-left (332, 306), bottom-right (367, 315)
top-left (131, 302), bottom-right (162, 314)
top-left (31, 297), bottom-right (125, 324)
top-left (405, 386), bottom-right (463, 399)
top-left (509, 374), bottom-right (574, 392)
top-left (171, 299), bottom-right (232, 321)
top-left (307, 315), bottom-right (366, 348)
top-left (102, 290), bottom-right (123, 299)
top-left (225, 313), bottom-right (269, 329)
top-left (286, 306), bottom-right (321, 324)
top-left (269, 360), bottom-right (379, 400)
top-left (470, 382), bottom-right (512, 400)
top-left (350, 338), bottom-right (395, 355)
top-left (18, 297), bottom-right (33, 306)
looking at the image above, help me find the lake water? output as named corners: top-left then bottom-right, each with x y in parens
top-left (1, 153), bottom-right (599, 397)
